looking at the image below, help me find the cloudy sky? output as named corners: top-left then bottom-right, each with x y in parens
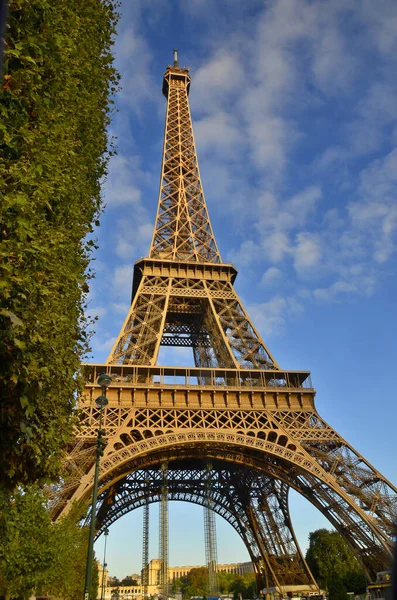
top-left (91, 0), bottom-right (397, 580)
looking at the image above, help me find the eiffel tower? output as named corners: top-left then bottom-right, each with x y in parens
top-left (51, 52), bottom-right (397, 589)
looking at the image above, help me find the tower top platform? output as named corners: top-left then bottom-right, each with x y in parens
top-left (162, 50), bottom-right (191, 97)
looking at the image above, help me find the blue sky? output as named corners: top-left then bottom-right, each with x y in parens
top-left (91, 0), bottom-right (397, 580)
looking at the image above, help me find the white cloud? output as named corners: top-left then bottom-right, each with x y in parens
top-left (261, 231), bottom-right (291, 263)
top-left (313, 275), bottom-right (375, 302)
top-left (190, 51), bottom-right (244, 114)
top-left (111, 302), bottom-right (130, 315)
top-left (313, 281), bottom-right (356, 301)
top-left (115, 219), bottom-right (153, 260)
top-left (293, 232), bottom-right (322, 272)
top-left (357, 82), bottom-right (397, 125)
top-left (115, 237), bottom-right (135, 260)
top-left (105, 154), bottom-right (146, 206)
top-left (256, 191), bottom-right (278, 225)
top-left (255, 186), bottom-right (322, 235)
top-left (287, 186), bottom-right (322, 223)
top-left (310, 27), bottom-right (358, 94)
top-left (194, 111), bottom-right (242, 158)
top-left (261, 267), bottom-right (283, 285)
top-left (247, 116), bottom-right (297, 172)
top-left (247, 297), bottom-right (288, 338)
top-left (346, 120), bottom-right (385, 157)
top-left (360, 0), bottom-right (397, 56)
top-left (188, 0), bottom-right (396, 312)
top-left (91, 336), bottom-right (118, 354)
top-left (113, 265), bottom-right (134, 300)
top-left (113, 3), bottom-right (158, 114)
top-left (256, 0), bottom-right (316, 48)
top-left (102, 151), bottom-right (154, 261)
top-left (199, 158), bottom-right (254, 215)
top-left (176, 0), bottom-right (242, 19)
top-left (250, 185), bottom-right (322, 271)
top-left (228, 240), bottom-right (261, 268)
top-left (349, 147), bottom-right (397, 263)
top-left (247, 294), bottom-right (303, 338)
top-left (315, 146), bottom-right (349, 170)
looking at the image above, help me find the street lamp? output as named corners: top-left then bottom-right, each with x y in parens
top-left (84, 373), bottom-right (112, 600)
top-left (101, 527), bottom-right (110, 600)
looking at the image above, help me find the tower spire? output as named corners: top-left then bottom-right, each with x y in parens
top-left (152, 53), bottom-right (221, 263)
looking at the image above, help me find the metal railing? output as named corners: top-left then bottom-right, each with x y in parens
top-left (83, 364), bottom-right (313, 391)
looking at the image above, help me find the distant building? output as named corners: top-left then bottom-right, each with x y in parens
top-left (98, 559), bottom-right (254, 600)
top-left (168, 561), bottom-right (254, 582)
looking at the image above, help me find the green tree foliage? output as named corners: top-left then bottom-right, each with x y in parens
top-left (0, 486), bottom-right (98, 600)
top-left (183, 567), bottom-right (209, 598)
top-left (305, 529), bottom-right (367, 600)
top-left (0, 485), bottom-right (55, 599)
top-left (0, 0), bottom-right (119, 488)
top-left (229, 573), bottom-right (257, 599)
top-left (120, 577), bottom-right (138, 586)
top-left (40, 504), bottom-right (99, 600)
top-left (173, 569), bottom-right (257, 600)
top-left (171, 578), bottom-right (185, 594)
top-left (218, 571), bottom-right (257, 599)
top-left (218, 571), bottom-right (237, 594)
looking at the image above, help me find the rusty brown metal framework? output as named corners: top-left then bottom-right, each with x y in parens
top-left (51, 53), bottom-right (397, 590)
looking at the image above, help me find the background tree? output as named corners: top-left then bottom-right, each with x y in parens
top-left (0, 0), bottom-right (119, 488)
top-left (175, 570), bottom-right (256, 599)
top-left (218, 571), bottom-right (237, 594)
top-left (171, 578), bottom-right (185, 595)
top-left (0, 486), bottom-right (97, 600)
top-left (305, 529), bottom-right (367, 600)
top-left (182, 567), bottom-right (209, 599)
top-left (229, 573), bottom-right (257, 599)
top-left (217, 572), bottom-right (257, 599)
top-left (121, 576), bottom-right (139, 586)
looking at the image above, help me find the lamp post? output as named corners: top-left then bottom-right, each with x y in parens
top-left (101, 527), bottom-right (110, 600)
top-left (84, 372), bottom-right (112, 600)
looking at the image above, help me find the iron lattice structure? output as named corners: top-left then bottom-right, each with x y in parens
top-left (142, 490), bottom-right (149, 599)
top-left (204, 462), bottom-right (219, 595)
top-left (159, 462), bottom-right (169, 598)
top-left (50, 54), bottom-right (397, 591)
